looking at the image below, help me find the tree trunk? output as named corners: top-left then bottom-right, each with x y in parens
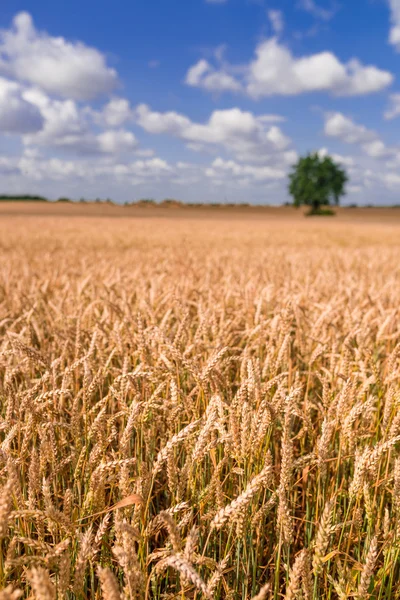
top-left (311, 199), bottom-right (320, 213)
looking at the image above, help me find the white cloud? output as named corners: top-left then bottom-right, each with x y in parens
top-left (27, 152), bottom-right (280, 197)
top-left (112, 158), bottom-right (172, 179)
top-left (383, 172), bottom-right (400, 187)
top-left (22, 87), bottom-right (91, 148)
top-left (333, 154), bottom-right (354, 168)
top-left (384, 93), bottom-right (400, 119)
top-left (318, 147), bottom-right (355, 167)
top-left (298, 0), bottom-right (337, 20)
top-left (205, 157), bottom-right (286, 182)
top-left (0, 11), bottom-right (397, 206)
top-left (134, 104), bottom-right (292, 163)
top-left (324, 112), bottom-right (400, 160)
top-left (0, 12), bottom-right (117, 100)
top-left (0, 156), bottom-right (19, 174)
top-left (186, 38), bottom-right (393, 98)
top-left (0, 76), bottom-right (43, 133)
top-left (185, 59), bottom-right (242, 93)
top-left (324, 113), bottom-right (375, 144)
top-left (388, 0), bottom-right (400, 49)
top-left (97, 130), bottom-right (138, 154)
top-left (247, 39), bottom-right (393, 98)
top-left (362, 140), bottom-right (394, 159)
top-left (134, 104), bottom-right (191, 135)
top-left (20, 88), bottom-right (138, 156)
top-left (282, 150), bottom-right (299, 165)
top-left (16, 149), bottom-right (174, 184)
top-left (19, 153), bottom-right (87, 181)
top-left (4, 142), bottom-right (400, 205)
top-left (358, 167), bottom-right (400, 195)
top-left (266, 126), bottom-right (291, 150)
top-left (268, 10), bottom-right (284, 35)
top-left (95, 97), bottom-right (133, 127)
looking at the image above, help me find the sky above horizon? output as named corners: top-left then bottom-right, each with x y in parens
top-left (0, 1), bottom-right (400, 204)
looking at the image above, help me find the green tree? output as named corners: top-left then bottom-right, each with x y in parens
top-left (288, 152), bottom-right (348, 214)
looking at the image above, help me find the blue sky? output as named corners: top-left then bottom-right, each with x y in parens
top-left (0, 0), bottom-right (400, 203)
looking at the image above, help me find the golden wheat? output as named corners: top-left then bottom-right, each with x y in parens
top-left (0, 213), bottom-right (399, 599)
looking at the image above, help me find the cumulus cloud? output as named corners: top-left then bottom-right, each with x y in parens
top-left (0, 156), bottom-right (19, 175)
top-left (383, 172), bottom-right (400, 187)
top-left (332, 154), bottom-right (354, 167)
top-left (1, 10), bottom-right (397, 204)
top-left (185, 59), bottom-right (242, 93)
top-left (268, 10), bottom-right (284, 35)
top-left (318, 147), bottom-right (355, 167)
top-left (97, 129), bottom-right (138, 154)
top-left (134, 104), bottom-right (292, 163)
top-left (18, 88), bottom-right (138, 156)
top-left (205, 157), bottom-right (286, 182)
top-left (186, 38), bottom-right (393, 97)
top-left (4, 141), bottom-right (400, 204)
top-left (94, 97), bottom-right (133, 127)
top-left (6, 87), bottom-right (141, 158)
top-left (384, 93), bottom-right (400, 119)
top-left (18, 151), bottom-right (88, 181)
top-left (111, 157), bottom-right (172, 179)
top-left (0, 12), bottom-right (117, 100)
top-left (362, 140), bottom-right (395, 159)
top-left (388, 0), bottom-right (400, 49)
top-left (324, 112), bottom-right (376, 144)
top-left (16, 149), bottom-right (174, 184)
top-left (0, 76), bottom-right (43, 133)
top-left (324, 112), bottom-right (400, 159)
top-left (22, 87), bottom-right (89, 148)
top-left (247, 39), bottom-right (393, 97)
top-left (14, 151), bottom-right (213, 197)
top-left (298, 0), bottom-right (337, 20)
top-left (30, 152), bottom-right (270, 195)
top-left (134, 104), bottom-right (191, 135)
top-left (0, 16), bottom-right (140, 160)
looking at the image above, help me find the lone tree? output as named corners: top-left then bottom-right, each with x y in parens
top-left (288, 152), bottom-right (348, 214)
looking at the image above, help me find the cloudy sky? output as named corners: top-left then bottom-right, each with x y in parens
top-left (0, 1), bottom-right (400, 204)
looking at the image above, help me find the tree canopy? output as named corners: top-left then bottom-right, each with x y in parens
top-left (288, 153), bottom-right (348, 213)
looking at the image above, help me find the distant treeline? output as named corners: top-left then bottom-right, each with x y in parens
top-left (0, 194), bottom-right (48, 201)
top-left (125, 198), bottom-right (252, 208)
top-left (1, 195), bottom-right (400, 208)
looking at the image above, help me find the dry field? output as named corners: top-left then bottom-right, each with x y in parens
top-left (1, 206), bottom-right (400, 600)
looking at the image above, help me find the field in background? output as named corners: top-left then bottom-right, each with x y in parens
top-left (5, 200), bottom-right (400, 223)
top-left (1, 207), bottom-right (400, 599)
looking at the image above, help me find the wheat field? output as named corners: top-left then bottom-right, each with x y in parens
top-left (1, 211), bottom-right (400, 600)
